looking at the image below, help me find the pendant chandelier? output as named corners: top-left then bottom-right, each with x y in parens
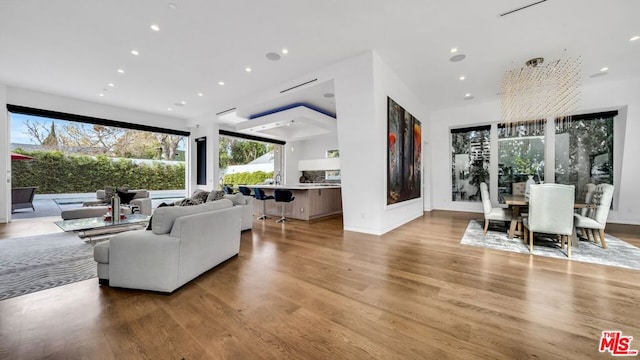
top-left (500, 56), bottom-right (581, 133)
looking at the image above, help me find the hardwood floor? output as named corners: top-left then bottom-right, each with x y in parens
top-left (1, 211), bottom-right (639, 359)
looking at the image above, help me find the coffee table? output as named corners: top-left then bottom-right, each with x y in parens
top-left (54, 214), bottom-right (150, 242)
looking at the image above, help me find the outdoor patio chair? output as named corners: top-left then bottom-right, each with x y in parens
top-left (11, 186), bottom-right (37, 212)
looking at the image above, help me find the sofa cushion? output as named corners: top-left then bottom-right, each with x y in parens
top-left (224, 193), bottom-right (246, 206)
top-left (151, 199), bottom-right (234, 235)
top-left (207, 190), bottom-right (226, 202)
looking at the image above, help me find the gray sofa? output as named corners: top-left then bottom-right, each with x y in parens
top-left (94, 199), bottom-right (241, 293)
top-left (226, 193), bottom-right (253, 231)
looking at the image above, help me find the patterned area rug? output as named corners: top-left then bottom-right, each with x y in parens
top-left (0, 232), bottom-right (96, 301)
top-left (461, 219), bottom-right (640, 271)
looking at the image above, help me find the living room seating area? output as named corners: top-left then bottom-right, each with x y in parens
top-left (94, 199), bottom-right (242, 293)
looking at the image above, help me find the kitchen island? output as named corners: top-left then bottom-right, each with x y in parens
top-left (248, 184), bottom-right (342, 221)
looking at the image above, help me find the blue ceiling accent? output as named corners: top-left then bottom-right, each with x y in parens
top-left (248, 103), bottom-right (336, 120)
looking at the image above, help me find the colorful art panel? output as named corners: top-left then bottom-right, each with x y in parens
top-left (387, 97), bottom-right (421, 205)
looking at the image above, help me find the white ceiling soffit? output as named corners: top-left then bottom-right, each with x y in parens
top-left (235, 105), bottom-right (336, 142)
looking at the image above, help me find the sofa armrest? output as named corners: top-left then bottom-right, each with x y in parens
top-left (130, 198), bottom-right (152, 215)
top-left (109, 230), bottom-right (181, 292)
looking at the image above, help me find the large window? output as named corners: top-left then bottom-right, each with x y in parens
top-left (555, 113), bottom-right (614, 199)
top-left (451, 126), bottom-right (490, 202)
top-left (498, 121), bottom-right (545, 196)
top-left (218, 135), bottom-right (278, 187)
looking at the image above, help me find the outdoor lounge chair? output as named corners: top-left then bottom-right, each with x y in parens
top-left (11, 186), bottom-right (37, 212)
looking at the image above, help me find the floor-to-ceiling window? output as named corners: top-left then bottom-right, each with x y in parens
top-left (555, 112), bottom-right (615, 200)
top-left (497, 121), bottom-right (545, 196)
top-left (451, 110), bottom-right (618, 206)
top-left (451, 125), bottom-right (490, 202)
top-left (9, 109), bottom-right (187, 198)
top-left (218, 133), bottom-right (282, 188)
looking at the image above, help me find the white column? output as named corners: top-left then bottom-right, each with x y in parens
top-left (0, 84), bottom-right (9, 223)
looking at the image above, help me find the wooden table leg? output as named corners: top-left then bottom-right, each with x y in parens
top-left (508, 205), bottom-right (521, 239)
top-left (569, 226), bottom-right (579, 248)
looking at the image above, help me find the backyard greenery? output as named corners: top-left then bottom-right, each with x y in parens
top-left (11, 151), bottom-right (184, 194)
top-left (223, 171), bottom-right (274, 187)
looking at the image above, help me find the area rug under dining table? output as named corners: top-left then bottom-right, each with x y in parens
top-left (461, 219), bottom-right (640, 271)
top-left (0, 232), bottom-right (96, 301)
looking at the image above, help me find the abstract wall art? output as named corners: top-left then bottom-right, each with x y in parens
top-left (387, 97), bottom-right (421, 205)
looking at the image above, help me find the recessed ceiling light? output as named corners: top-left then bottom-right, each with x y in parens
top-left (323, 93), bottom-right (335, 98)
top-left (218, 81), bottom-right (224, 86)
top-left (600, 67), bottom-right (609, 72)
top-left (197, 93), bottom-right (204, 97)
top-left (131, 50), bottom-right (139, 56)
top-left (450, 54), bottom-right (466, 62)
top-left (464, 93), bottom-right (474, 100)
top-left (245, 67), bottom-right (252, 72)
top-left (630, 35), bottom-right (640, 42)
top-left (451, 48), bottom-right (458, 53)
top-left (465, 93), bottom-right (471, 97)
top-left (168, 3), bottom-right (177, 9)
top-left (286, 123), bottom-right (291, 126)
top-left (180, 100), bottom-right (186, 105)
top-left (150, 24), bottom-right (160, 32)
top-left (266, 52), bottom-right (281, 61)
top-left (167, 107), bottom-right (173, 111)
top-left (108, 83), bottom-right (115, 87)
top-left (117, 68), bottom-right (125, 74)
top-left (459, 76), bottom-right (466, 81)
top-left (281, 48), bottom-right (289, 54)
top-left (98, 93), bottom-right (104, 97)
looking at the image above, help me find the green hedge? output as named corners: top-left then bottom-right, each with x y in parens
top-left (11, 151), bottom-right (185, 194)
top-left (223, 171), bottom-right (273, 187)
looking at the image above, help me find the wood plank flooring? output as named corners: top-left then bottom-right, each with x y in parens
top-left (1, 211), bottom-right (639, 359)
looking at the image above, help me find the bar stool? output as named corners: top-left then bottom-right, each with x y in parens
top-left (253, 188), bottom-right (274, 220)
top-left (274, 189), bottom-right (295, 223)
top-left (238, 186), bottom-right (253, 197)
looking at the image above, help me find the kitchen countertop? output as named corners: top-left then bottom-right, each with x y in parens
top-left (246, 184), bottom-right (341, 190)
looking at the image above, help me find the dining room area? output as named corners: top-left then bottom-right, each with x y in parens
top-left (451, 107), bottom-right (639, 269)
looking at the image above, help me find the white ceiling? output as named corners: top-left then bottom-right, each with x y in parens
top-left (1, 0), bottom-right (639, 135)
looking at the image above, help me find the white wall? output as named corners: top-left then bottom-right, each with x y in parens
top-left (284, 133), bottom-right (338, 184)
top-left (371, 53), bottom-right (429, 234)
top-left (0, 85), bottom-right (9, 223)
top-left (227, 51), bottom-right (430, 235)
top-left (0, 85), bottom-right (191, 223)
top-left (430, 77), bottom-right (640, 225)
top-left (186, 115), bottom-right (218, 193)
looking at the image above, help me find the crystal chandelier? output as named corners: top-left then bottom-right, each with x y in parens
top-left (500, 56), bottom-right (581, 131)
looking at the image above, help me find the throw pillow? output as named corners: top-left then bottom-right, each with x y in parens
top-left (116, 189), bottom-right (137, 204)
top-left (176, 198), bottom-right (199, 206)
top-left (190, 189), bottom-right (210, 204)
top-left (206, 190), bottom-right (225, 202)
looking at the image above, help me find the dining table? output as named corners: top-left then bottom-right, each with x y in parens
top-left (502, 194), bottom-right (596, 247)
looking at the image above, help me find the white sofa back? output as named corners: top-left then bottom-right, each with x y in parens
top-left (101, 202), bottom-right (242, 292)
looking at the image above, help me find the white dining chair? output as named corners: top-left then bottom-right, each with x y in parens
top-left (523, 184), bottom-right (575, 258)
top-left (574, 183), bottom-right (614, 249)
top-left (480, 182), bottom-right (512, 234)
